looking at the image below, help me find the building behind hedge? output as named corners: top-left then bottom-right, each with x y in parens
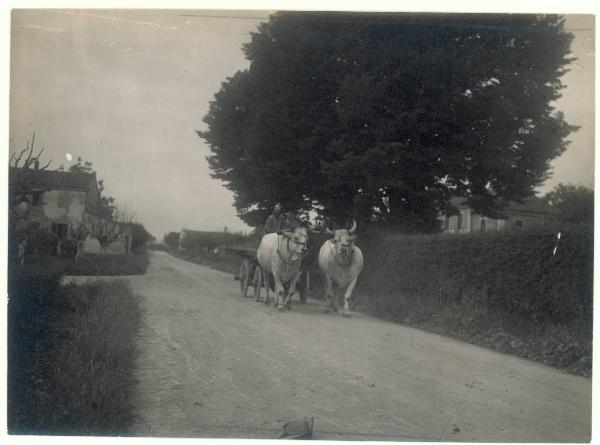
top-left (439, 196), bottom-right (557, 234)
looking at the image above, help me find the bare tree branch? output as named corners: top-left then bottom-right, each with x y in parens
top-left (85, 203), bottom-right (135, 254)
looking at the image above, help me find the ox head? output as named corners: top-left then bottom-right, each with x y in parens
top-left (326, 221), bottom-right (357, 262)
top-left (283, 226), bottom-right (309, 259)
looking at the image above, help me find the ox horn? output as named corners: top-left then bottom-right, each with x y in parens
top-left (325, 227), bottom-right (334, 236)
top-left (348, 220), bottom-right (357, 234)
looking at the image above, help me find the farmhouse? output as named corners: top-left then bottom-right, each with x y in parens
top-left (11, 166), bottom-right (130, 254)
top-left (439, 196), bottom-right (557, 234)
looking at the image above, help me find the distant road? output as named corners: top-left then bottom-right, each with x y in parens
top-left (124, 251), bottom-right (591, 441)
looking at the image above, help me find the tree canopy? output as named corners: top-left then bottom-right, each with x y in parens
top-left (69, 157), bottom-right (115, 219)
top-left (544, 183), bottom-right (593, 227)
top-left (200, 12), bottom-right (577, 231)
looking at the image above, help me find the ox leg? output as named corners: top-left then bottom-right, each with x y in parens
top-left (284, 271), bottom-right (302, 310)
top-left (263, 272), bottom-right (271, 305)
top-left (323, 274), bottom-right (337, 313)
top-left (274, 275), bottom-right (286, 311)
top-left (342, 277), bottom-right (358, 318)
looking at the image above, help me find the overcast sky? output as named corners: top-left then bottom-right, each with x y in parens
top-left (9, 11), bottom-right (594, 239)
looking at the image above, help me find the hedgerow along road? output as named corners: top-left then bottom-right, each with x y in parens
top-left (123, 250), bottom-right (590, 441)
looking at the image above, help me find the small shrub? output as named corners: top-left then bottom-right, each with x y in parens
top-left (30, 230), bottom-right (58, 255)
top-left (60, 239), bottom-right (79, 257)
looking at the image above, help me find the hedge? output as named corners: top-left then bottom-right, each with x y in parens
top-left (354, 227), bottom-right (593, 374)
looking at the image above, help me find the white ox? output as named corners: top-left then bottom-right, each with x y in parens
top-left (318, 221), bottom-right (364, 317)
top-left (257, 227), bottom-right (309, 311)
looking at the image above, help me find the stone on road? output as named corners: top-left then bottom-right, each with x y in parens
top-left (125, 251), bottom-right (590, 441)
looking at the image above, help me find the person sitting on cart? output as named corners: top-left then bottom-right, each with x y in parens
top-left (264, 204), bottom-right (284, 235)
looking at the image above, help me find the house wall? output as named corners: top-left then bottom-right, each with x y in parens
top-left (441, 210), bottom-right (554, 234)
top-left (28, 190), bottom-right (87, 232)
top-left (443, 209), bottom-right (474, 233)
top-left (26, 188), bottom-right (130, 255)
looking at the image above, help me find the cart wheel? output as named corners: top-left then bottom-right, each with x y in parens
top-left (239, 260), bottom-right (250, 298)
top-left (252, 265), bottom-right (262, 301)
top-left (299, 269), bottom-right (310, 304)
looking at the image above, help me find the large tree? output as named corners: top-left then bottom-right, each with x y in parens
top-left (200, 12), bottom-right (576, 230)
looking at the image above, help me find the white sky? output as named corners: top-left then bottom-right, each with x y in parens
top-left (8, 10), bottom-right (595, 240)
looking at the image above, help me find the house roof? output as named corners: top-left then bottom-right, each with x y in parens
top-left (10, 167), bottom-right (97, 191)
top-left (450, 196), bottom-right (556, 216)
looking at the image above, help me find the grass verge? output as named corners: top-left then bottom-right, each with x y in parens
top-left (8, 268), bottom-right (141, 435)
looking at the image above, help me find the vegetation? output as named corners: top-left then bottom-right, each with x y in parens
top-left (24, 252), bottom-right (150, 276)
top-left (543, 183), bottom-right (594, 228)
top-left (201, 13), bottom-right (576, 230)
top-left (130, 222), bottom-right (155, 253)
top-left (84, 205), bottom-right (136, 255)
top-left (163, 231), bottom-right (180, 248)
top-left (8, 269), bottom-right (140, 434)
top-left (354, 226), bottom-right (593, 375)
top-left (68, 157), bottom-right (115, 219)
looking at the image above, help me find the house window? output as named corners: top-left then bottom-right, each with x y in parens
top-left (457, 213), bottom-right (463, 231)
top-left (480, 217), bottom-right (487, 232)
top-left (52, 223), bottom-right (69, 240)
top-left (515, 220), bottom-right (524, 228)
top-left (32, 192), bottom-right (42, 206)
top-left (30, 221), bottom-right (41, 231)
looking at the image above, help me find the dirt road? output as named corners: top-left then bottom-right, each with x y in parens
top-left (124, 251), bottom-right (591, 441)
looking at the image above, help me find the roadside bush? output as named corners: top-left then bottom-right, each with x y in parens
top-left (355, 226), bottom-right (593, 375)
top-left (30, 230), bottom-right (58, 255)
top-left (130, 222), bottom-right (154, 253)
top-left (60, 239), bottom-right (79, 257)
